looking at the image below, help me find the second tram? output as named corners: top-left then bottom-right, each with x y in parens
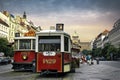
top-left (12, 36), bottom-right (36, 71)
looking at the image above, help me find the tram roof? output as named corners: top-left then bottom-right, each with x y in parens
top-left (14, 36), bottom-right (36, 39)
top-left (36, 30), bottom-right (70, 36)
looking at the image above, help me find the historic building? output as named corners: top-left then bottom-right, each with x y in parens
top-left (93, 30), bottom-right (109, 49)
top-left (15, 14), bottom-right (29, 37)
top-left (108, 19), bottom-right (120, 48)
top-left (0, 11), bottom-right (38, 43)
top-left (80, 42), bottom-right (91, 51)
top-left (0, 12), bottom-right (9, 38)
top-left (71, 31), bottom-right (81, 56)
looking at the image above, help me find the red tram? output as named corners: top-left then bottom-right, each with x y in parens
top-left (12, 33), bottom-right (36, 72)
top-left (35, 25), bottom-right (75, 74)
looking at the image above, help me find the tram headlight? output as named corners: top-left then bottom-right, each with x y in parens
top-left (22, 55), bottom-right (28, 60)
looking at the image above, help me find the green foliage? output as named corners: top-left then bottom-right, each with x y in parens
top-left (93, 43), bottom-right (119, 60)
top-left (93, 48), bottom-right (102, 57)
top-left (102, 43), bottom-right (111, 58)
top-left (0, 37), bottom-right (14, 57)
top-left (117, 46), bottom-right (120, 57)
top-left (82, 49), bottom-right (88, 55)
top-left (82, 49), bottom-right (92, 55)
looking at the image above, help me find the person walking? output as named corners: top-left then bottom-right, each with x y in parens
top-left (96, 57), bottom-right (99, 64)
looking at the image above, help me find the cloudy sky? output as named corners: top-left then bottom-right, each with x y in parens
top-left (0, 0), bottom-right (120, 42)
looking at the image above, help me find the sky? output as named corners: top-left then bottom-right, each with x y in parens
top-left (0, 0), bottom-right (120, 42)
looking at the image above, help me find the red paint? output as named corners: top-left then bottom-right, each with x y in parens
top-left (37, 52), bottom-right (62, 72)
top-left (64, 53), bottom-right (72, 64)
top-left (36, 52), bottom-right (72, 73)
top-left (14, 51), bottom-right (35, 63)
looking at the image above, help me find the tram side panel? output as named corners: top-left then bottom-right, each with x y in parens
top-left (63, 53), bottom-right (72, 73)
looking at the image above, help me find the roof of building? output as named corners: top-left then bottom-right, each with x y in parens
top-left (102, 29), bottom-right (109, 35)
top-left (96, 29), bottom-right (109, 39)
top-left (114, 19), bottom-right (120, 25)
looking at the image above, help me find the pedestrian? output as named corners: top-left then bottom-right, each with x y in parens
top-left (96, 57), bottom-right (99, 64)
top-left (86, 55), bottom-right (90, 65)
top-left (91, 57), bottom-right (94, 65)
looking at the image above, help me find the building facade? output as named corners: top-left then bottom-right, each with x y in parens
top-left (108, 19), bottom-right (120, 48)
top-left (0, 12), bottom-right (9, 38)
top-left (0, 11), bottom-right (37, 43)
top-left (80, 42), bottom-right (91, 51)
top-left (8, 14), bottom-right (16, 42)
top-left (71, 31), bottom-right (81, 56)
top-left (93, 30), bottom-right (109, 49)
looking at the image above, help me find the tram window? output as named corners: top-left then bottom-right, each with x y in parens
top-left (14, 40), bottom-right (18, 50)
top-left (19, 39), bottom-right (31, 49)
top-left (39, 43), bottom-right (60, 51)
top-left (32, 39), bottom-right (35, 49)
top-left (38, 36), bottom-right (61, 52)
top-left (64, 36), bottom-right (69, 51)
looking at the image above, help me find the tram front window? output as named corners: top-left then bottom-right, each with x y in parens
top-left (38, 36), bottom-right (61, 52)
top-left (14, 40), bottom-right (18, 50)
top-left (19, 39), bottom-right (31, 49)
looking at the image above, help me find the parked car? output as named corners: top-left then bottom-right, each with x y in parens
top-left (5, 57), bottom-right (11, 64)
top-left (0, 58), bottom-right (2, 64)
top-left (0, 57), bottom-right (11, 64)
top-left (95, 57), bottom-right (106, 61)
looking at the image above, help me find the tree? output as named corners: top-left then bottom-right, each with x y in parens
top-left (102, 43), bottom-right (111, 59)
top-left (0, 37), bottom-right (13, 57)
top-left (107, 45), bottom-right (117, 60)
top-left (82, 49), bottom-right (89, 55)
top-left (117, 46), bottom-right (120, 58)
top-left (82, 49), bottom-right (92, 56)
top-left (102, 43), bottom-right (118, 60)
top-left (93, 48), bottom-right (102, 57)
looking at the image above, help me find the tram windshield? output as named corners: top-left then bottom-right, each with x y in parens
top-left (14, 39), bottom-right (35, 50)
top-left (38, 36), bottom-right (61, 52)
top-left (19, 39), bottom-right (31, 49)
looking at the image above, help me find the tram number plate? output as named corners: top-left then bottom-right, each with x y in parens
top-left (43, 59), bottom-right (56, 64)
top-left (43, 51), bottom-right (56, 56)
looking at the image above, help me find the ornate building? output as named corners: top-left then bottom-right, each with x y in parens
top-left (71, 31), bottom-right (81, 56)
top-left (0, 11), bottom-right (38, 42)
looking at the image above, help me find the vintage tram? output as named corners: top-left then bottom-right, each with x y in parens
top-left (35, 26), bottom-right (75, 74)
top-left (12, 31), bottom-right (36, 71)
top-left (12, 24), bottom-right (80, 74)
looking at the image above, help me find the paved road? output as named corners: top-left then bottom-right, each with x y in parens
top-left (0, 61), bottom-right (120, 80)
top-left (0, 64), bottom-right (13, 74)
top-left (71, 61), bottom-right (120, 80)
